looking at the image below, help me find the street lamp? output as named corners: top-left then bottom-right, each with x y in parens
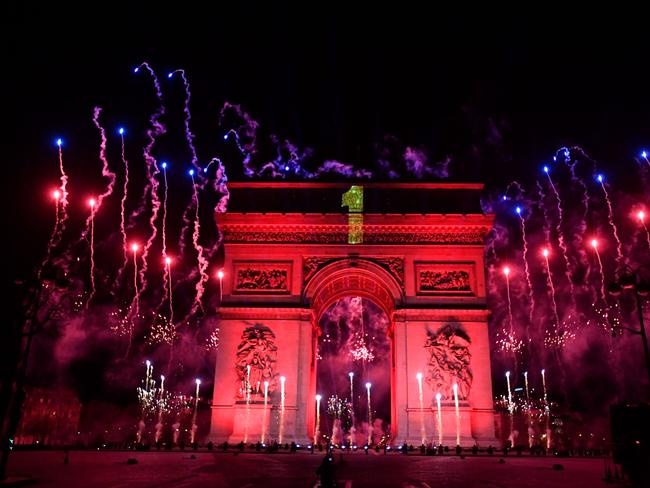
top-left (607, 264), bottom-right (650, 393)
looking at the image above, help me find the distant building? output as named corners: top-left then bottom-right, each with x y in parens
top-left (14, 387), bottom-right (81, 446)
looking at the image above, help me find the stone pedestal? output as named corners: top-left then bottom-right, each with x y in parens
top-left (229, 403), bottom-right (272, 444)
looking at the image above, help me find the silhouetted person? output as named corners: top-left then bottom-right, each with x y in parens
top-left (472, 444), bottom-right (479, 456)
top-left (207, 441), bottom-right (213, 451)
top-left (63, 449), bottom-right (69, 465)
top-left (456, 445), bottom-right (462, 455)
top-left (316, 453), bottom-right (336, 488)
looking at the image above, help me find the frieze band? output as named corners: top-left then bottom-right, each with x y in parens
top-left (221, 224), bottom-right (489, 245)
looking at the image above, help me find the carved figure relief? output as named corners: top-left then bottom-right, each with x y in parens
top-left (235, 324), bottom-right (278, 400)
top-left (424, 324), bottom-right (473, 401)
top-left (235, 268), bottom-right (288, 291)
top-left (419, 270), bottom-right (470, 292)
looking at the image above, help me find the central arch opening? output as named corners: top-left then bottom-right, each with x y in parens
top-left (316, 296), bottom-right (392, 447)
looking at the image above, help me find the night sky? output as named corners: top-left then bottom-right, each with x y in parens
top-left (4, 3), bottom-right (650, 432)
top-left (7, 3), bottom-right (649, 280)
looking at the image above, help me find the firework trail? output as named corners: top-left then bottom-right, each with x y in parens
top-left (133, 63), bottom-right (166, 299)
top-left (541, 249), bottom-right (561, 345)
top-left (161, 162), bottom-right (169, 257)
top-left (114, 128), bottom-right (130, 288)
top-left (125, 243), bottom-right (140, 357)
top-left (55, 138), bottom-right (69, 242)
top-left (500, 267), bottom-right (521, 375)
top-left (543, 166), bottom-right (576, 307)
top-left (169, 69), bottom-right (206, 256)
top-left (516, 207), bottom-right (535, 344)
top-left (174, 158), bottom-right (229, 290)
top-left (589, 239), bottom-right (607, 305)
top-left (597, 174), bottom-right (624, 271)
top-left (87, 199), bottom-right (96, 307)
top-left (89, 107), bottom-right (118, 213)
top-left (40, 191), bottom-right (61, 278)
top-left (638, 211), bottom-right (650, 249)
top-left (189, 170), bottom-right (208, 317)
top-left (535, 180), bottom-right (552, 245)
top-left (169, 69), bottom-right (200, 172)
top-left (220, 101), bottom-right (258, 177)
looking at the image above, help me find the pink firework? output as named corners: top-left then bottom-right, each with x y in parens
top-left (637, 210), bottom-right (650, 249)
top-left (115, 127), bottom-right (130, 288)
top-left (55, 138), bottom-right (69, 239)
top-left (516, 207), bottom-right (535, 345)
top-left (40, 190), bottom-right (62, 278)
top-left (133, 62), bottom-right (166, 301)
top-left (597, 174), bottom-right (624, 272)
top-left (543, 166), bottom-right (576, 309)
top-left (189, 170), bottom-right (208, 316)
top-left (87, 198), bottom-right (96, 307)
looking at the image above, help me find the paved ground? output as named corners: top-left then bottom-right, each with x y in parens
top-left (6, 450), bottom-right (616, 487)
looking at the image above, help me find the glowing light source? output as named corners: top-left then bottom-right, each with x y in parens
top-left (146, 360), bottom-right (151, 367)
top-left (365, 382), bottom-right (371, 389)
top-left (590, 239), bottom-right (598, 249)
top-left (505, 370), bottom-right (510, 378)
top-left (167, 72), bottom-right (173, 78)
top-left (502, 195), bottom-right (507, 201)
top-left (348, 372), bottom-right (354, 378)
top-left (503, 266), bottom-right (510, 277)
top-left (160, 375), bottom-right (165, 381)
top-left (642, 150), bottom-right (648, 158)
top-left (188, 169), bottom-right (194, 176)
top-left (315, 394), bottom-right (322, 401)
top-left (195, 378), bottom-right (201, 385)
top-left (543, 165), bottom-right (549, 173)
top-left (161, 162), bottom-right (167, 169)
top-left (638, 210), bottom-right (646, 222)
top-left (542, 248), bottom-right (549, 258)
top-left (118, 127), bottom-right (124, 135)
top-left (165, 257), bottom-right (172, 266)
top-left (131, 243), bottom-right (139, 252)
top-left (416, 372), bottom-right (423, 380)
top-left (596, 174), bottom-right (604, 182)
top-left (515, 206), bottom-right (522, 215)
top-left (56, 138), bottom-right (62, 147)
top-left (53, 190), bottom-right (61, 200)
top-left (217, 270), bottom-right (224, 280)
top-left (435, 393), bottom-right (441, 401)
top-left (280, 375), bottom-right (286, 384)
top-left (133, 66), bottom-right (139, 73)
top-left (223, 133), bottom-right (229, 140)
top-left (89, 198), bottom-right (96, 208)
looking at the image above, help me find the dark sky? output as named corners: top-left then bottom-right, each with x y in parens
top-left (6, 2), bottom-right (650, 281)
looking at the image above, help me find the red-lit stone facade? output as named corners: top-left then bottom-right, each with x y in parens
top-left (209, 183), bottom-right (497, 446)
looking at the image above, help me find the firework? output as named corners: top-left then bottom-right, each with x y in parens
top-left (543, 165), bottom-right (576, 308)
top-left (597, 173), bottom-right (624, 271)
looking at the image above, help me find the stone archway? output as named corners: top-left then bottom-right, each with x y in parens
top-left (303, 259), bottom-right (403, 442)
